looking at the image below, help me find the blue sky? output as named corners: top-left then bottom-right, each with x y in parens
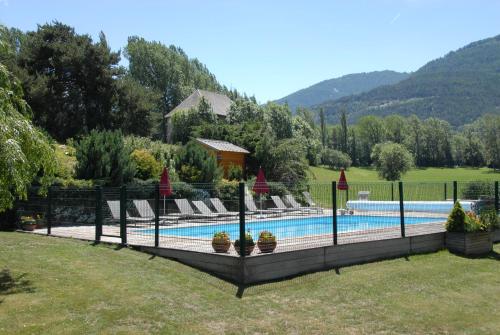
top-left (1, 0), bottom-right (500, 102)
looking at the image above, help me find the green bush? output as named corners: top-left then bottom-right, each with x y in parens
top-left (371, 142), bottom-right (413, 181)
top-left (479, 209), bottom-right (499, 230)
top-left (75, 130), bottom-right (135, 186)
top-left (321, 149), bottom-right (352, 170)
top-left (234, 232), bottom-right (255, 247)
top-left (124, 135), bottom-right (178, 175)
top-left (446, 202), bottom-right (493, 232)
top-left (215, 179), bottom-right (239, 200)
top-left (461, 181), bottom-right (495, 200)
top-left (446, 202), bottom-right (466, 232)
top-left (130, 149), bottom-right (161, 180)
top-left (227, 164), bottom-right (243, 181)
top-left (176, 141), bottom-right (222, 184)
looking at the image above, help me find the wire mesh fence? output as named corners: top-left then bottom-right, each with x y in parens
top-left (14, 180), bottom-right (500, 256)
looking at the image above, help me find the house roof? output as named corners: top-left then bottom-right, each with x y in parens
top-left (196, 138), bottom-right (250, 154)
top-left (165, 89), bottom-right (232, 118)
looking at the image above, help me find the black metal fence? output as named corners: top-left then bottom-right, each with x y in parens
top-left (15, 180), bottom-right (499, 256)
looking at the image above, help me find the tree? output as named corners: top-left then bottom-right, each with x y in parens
top-left (75, 130), bottom-right (135, 186)
top-left (385, 115), bottom-right (406, 144)
top-left (125, 37), bottom-right (223, 141)
top-left (319, 108), bottom-right (327, 147)
top-left (321, 149), bottom-right (352, 170)
top-left (339, 108), bottom-right (348, 153)
top-left (170, 97), bottom-right (217, 144)
top-left (292, 116), bottom-right (321, 166)
top-left (130, 149), bottom-right (162, 180)
top-left (0, 61), bottom-right (56, 212)
top-left (176, 141), bottom-right (222, 183)
top-left (357, 115), bottom-right (386, 165)
top-left (264, 103), bottom-right (293, 140)
top-left (371, 142), bottom-right (413, 181)
top-left (17, 22), bottom-right (121, 141)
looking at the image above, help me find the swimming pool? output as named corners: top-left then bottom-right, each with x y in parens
top-left (138, 215), bottom-right (445, 240)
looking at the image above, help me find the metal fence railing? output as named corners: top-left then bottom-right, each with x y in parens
top-left (14, 180), bottom-right (500, 256)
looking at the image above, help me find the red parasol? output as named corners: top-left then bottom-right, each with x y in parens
top-left (253, 167), bottom-right (270, 194)
top-left (159, 167), bottom-right (172, 196)
top-left (337, 168), bottom-right (348, 190)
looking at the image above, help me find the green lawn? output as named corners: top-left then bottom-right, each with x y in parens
top-left (309, 166), bottom-right (500, 183)
top-left (1, 232), bottom-right (499, 334)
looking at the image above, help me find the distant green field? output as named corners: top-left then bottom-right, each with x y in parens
top-left (309, 166), bottom-right (500, 183)
top-left (307, 166), bottom-right (500, 208)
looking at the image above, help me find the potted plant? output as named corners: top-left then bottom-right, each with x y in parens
top-left (480, 209), bottom-right (500, 242)
top-left (257, 230), bottom-right (277, 253)
top-left (445, 202), bottom-right (492, 255)
top-left (35, 214), bottom-right (46, 229)
top-left (20, 216), bottom-right (37, 231)
top-left (211, 231), bottom-right (231, 253)
top-left (233, 232), bottom-right (255, 256)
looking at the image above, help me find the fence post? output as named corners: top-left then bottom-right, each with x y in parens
top-left (391, 183), bottom-right (394, 201)
top-left (120, 185), bottom-right (127, 245)
top-left (46, 186), bottom-right (52, 235)
top-left (95, 186), bottom-right (102, 242)
top-left (453, 181), bottom-right (458, 204)
top-left (332, 181), bottom-right (337, 245)
top-left (399, 181), bottom-right (405, 238)
top-left (495, 181), bottom-right (499, 214)
top-left (154, 183), bottom-right (160, 247)
top-left (239, 182), bottom-right (246, 258)
top-left (444, 182), bottom-right (447, 201)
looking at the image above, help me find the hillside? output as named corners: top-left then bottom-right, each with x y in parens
top-left (275, 70), bottom-right (409, 112)
top-left (316, 34), bottom-right (500, 126)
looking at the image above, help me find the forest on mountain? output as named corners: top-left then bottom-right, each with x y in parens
top-left (316, 34), bottom-right (500, 126)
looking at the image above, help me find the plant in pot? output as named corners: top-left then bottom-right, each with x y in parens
top-left (35, 214), bottom-right (46, 229)
top-left (233, 232), bottom-right (255, 256)
top-left (20, 216), bottom-right (37, 231)
top-left (257, 230), bottom-right (277, 253)
top-left (480, 209), bottom-right (500, 242)
top-left (445, 202), bottom-right (493, 255)
top-left (211, 231), bottom-right (231, 253)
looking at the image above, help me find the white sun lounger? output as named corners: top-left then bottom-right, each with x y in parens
top-left (210, 198), bottom-right (240, 216)
top-left (245, 196), bottom-right (283, 215)
top-left (106, 200), bottom-right (154, 223)
top-left (132, 200), bottom-right (180, 224)
top-left (270, 196), bottom-right (303, 214)
top-left (192, 200), bottom-right (237, 218)
top-left (283, 194), bottom-right (323, 214)
top-left (174, 199), bottom-right (220, 220)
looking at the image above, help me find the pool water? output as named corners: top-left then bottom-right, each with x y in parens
top-left (138, 215), bottom-right (444, 240)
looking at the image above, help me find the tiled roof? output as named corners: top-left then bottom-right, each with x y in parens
top-left (196, 138), bottom-right (250, 154)
top-left (166, 89), bottom-right (232, 118)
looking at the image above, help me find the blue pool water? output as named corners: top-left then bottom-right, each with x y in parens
top-left (138, 215), bottom-right (444, 240)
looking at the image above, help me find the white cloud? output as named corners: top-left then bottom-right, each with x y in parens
top-left (390, 12), bottom-right (401, 24)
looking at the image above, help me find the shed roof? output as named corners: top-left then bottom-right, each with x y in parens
top-left (166, 89), bottom-right (232, 118)
top-left (196, 138), bottom-right (250, 154)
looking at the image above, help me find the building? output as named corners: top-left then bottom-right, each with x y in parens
top-left (195, 138), bottom-right (249, 178)
top-left (165, 89), bottom-right (232, 142)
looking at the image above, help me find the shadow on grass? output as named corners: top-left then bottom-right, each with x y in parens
top-left (450, 250), bottom-right (500, 261)
top-left (0, 269), bottom-right (35, 304)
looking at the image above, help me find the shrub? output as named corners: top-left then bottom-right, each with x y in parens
top-left (234, 232), bottom-right (255, 247)
top-left (215, 179), bottom-right (239, 200)
top-left (130, 149), bottom-right (161, 180)
top-left (227, 164), bottom-right (243, 181)
top-left (479, 209), bottom-right (499, 230)
top-left (124, 135), bottom-right (178, 174)
top-left (371, 142), bottom-right (413, 181)
top-left (258, 231), bottom-right (276, 242)
top-left (75, 130), bottom-right (135, 186)
top-left (461, 181), bottom-right (495, 200)
top-left (176, 141), bottom-right (222, 184)
top-left (212, 231), bottom-right (230, 241)
top-left (446, 202), bottom-right (466, 232)
top-left (322, 149), bottom-right (352, 170)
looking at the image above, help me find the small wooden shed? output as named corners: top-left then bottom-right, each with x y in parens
top-left (195, 138), bottom-right (249, 177)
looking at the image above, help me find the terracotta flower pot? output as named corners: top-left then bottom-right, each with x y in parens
top-left (234, 243), bottom-right (255, 256)
top-left (257, 239), bottom-right (277, 253)
top-left (212, 239), bottom-right (231, 253)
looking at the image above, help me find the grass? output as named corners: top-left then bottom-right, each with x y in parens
top-left (309, 166), bottom-right (500, 183)
top-left (307, 166), bottom-right (500, 207)
top-left (1, 232), bottom-right (499, 334)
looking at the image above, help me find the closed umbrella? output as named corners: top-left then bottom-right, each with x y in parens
top-left (252, 167), bottom-right (270, 218)
top-left (159, 167), bottom-right (172, 215)
top-left (337, 168), bottom-right (349, 212)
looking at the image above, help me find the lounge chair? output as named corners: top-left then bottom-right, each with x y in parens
top-left (174, 199), bottom-right (220, 220)
top-left (303, 191), bottom-right (318, 207)
top-left (283, 194), bottom-right (323, 214)
top-left (106, 200), bottom-right (154, 224)
top-left (210, 198), bottom-right (239, 216)
top-left (270, 196), bottom-right (303, 214)
top-left (132, 200), bottom-right (180, 224)
top-left (244, 196), bottom-right (282, 215)
top-left (192, 200), bottom-right (237, 218)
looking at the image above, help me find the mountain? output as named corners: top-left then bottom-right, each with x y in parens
top-left (316, 34), bottom-right (500, 126)
top-left (275, 71), bottom-right (410, 112)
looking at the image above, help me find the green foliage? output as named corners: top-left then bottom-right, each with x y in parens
top-left (75, 130), bottom-right (135, 186)
top-left (292, 116), bottom-right (322, 166)
top-left (176, 141), bottom-right (222, 184)
top-left (446, 202), bottom-right (466, 232)
top-left (123, 135), bottom-right (178, 174)
top-left (464, 211), bottom-right (490, 232)
top-left (461, 181), bottom-right (495, 199)
top-left (53, 144), bottom-right (76, 180)
top-left (228, 98), bottom-right (263, 124)
top-left (258, 231), bottom-right (276, 242)
top-left (0, 63), bottom-right (56, 212)
top-left (372, 142), bottom-right (413, 181)
top-left (264, 103), bottom-right (294, 140)
top-left (234, 232), bottom-right (255, 247)
top-left (480, 210), bottom-right (499, 229)
top-left (15, 22), bottom-right (121, 141)
top-left (212, 231), bottom-right (230, 240)
top-left (227, 164), bottom-right (243, 181)
top-left (130, 149), bottom-right (161, 180)
top-left (171, 98), bottom-right (218, 144)
top-left (321, 149), bottom-right (352, 170)
top-left (214, 179), bottom-right (239, 201)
